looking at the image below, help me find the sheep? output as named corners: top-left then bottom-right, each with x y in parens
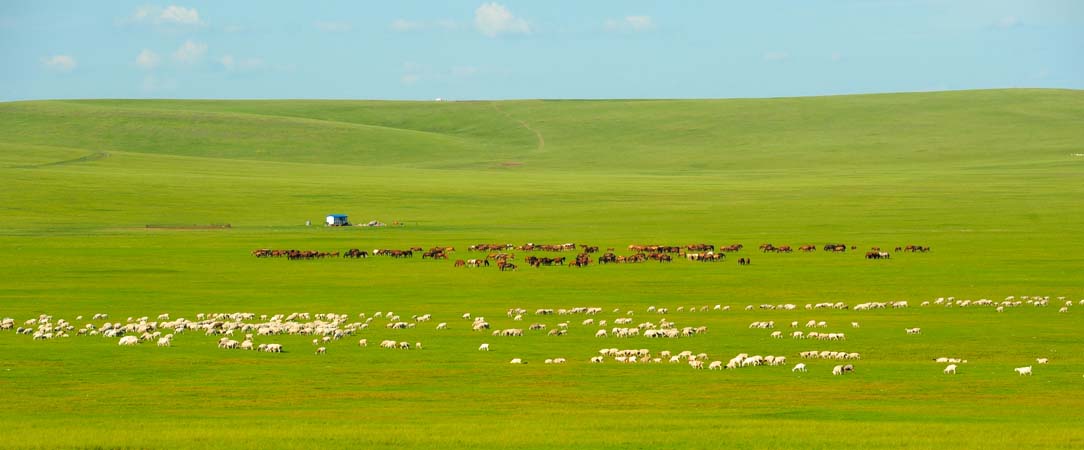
top-left (398, 341), bottom-right (411, 349)
top-left (832, 365), bottom-right (843, 375)
top-left (689, 360), bottom-right (704, 369)
top-left (590, 356), bottom-right (604, 363)
top-left (1037, 358), bottom-right (1049, 364)
top-left (944, 364), bottom-right (957, 375)
top-left (1058, 307), bottom-right (1068, 313)
top-left (843, 364), bottom-right (854, 373)
top-left (792, 363), bottom-right (807, 372)
top-left (478, 343), bottom-right (490, 351)
top-left (156, 335), bottom-right (172, 347)
top-left (770, 331), bottom-right (783, 339)
top-left (358, 339), bottom-right (368, 347)
top-left (1015, 366), bottom-right (1032, 376)
top-left (415, 342), bottom-right (422, 350)
top-left (118, 336), bottom-right (139, 346)
top-left (509, 358), bottom-right (525, 364)
top-left (266, 343), bottom-right (283, 353)
top-left (906, 327), bottom-right (922, 335)
top-left (709, 361), bottom-right (723, 370)
top-left (436, 322), bottom-right (447, 330)
top-left (595, 329), bottom-right (608, 338)
top-left (553, 358), bottom-right (566, 364)
top-left (791, 321), bottom-right (799, 328)
top-left (315, 347), bottom-right (326, 355)
top-left (851, 322), bottom-right (860, 328)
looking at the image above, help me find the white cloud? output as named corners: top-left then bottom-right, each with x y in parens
top-left (220, 54), bottom-right (265, 72)
top-left (451, 66), bottom-right (478, 77)
top-left (173, 40), bottom-right (207, 64)
top-left (474, 3), bottom-right (530, 37)
top-left (401, 74), bottom-right (421, 85)
top-left (605, 15), bottom-right (654, 32)
top-left (315, 21), bottom-right (351, 32)
top-left (159, 5), bottom-right (201, 25)
top-left (41, 55), bottom-right (76, 72)
top-left (391, 19), bottom-right (424, 32)
top-left (223, 24), bottom-right (246, 33)
top-left (136, 49), bottom-right (161, 70)
top-left (125, 5), bottom-right (203, 26)
top-left (763, 51), bottom-right (789, 62)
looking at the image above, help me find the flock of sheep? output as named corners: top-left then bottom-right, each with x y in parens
top-left (2, 294), bottom-right (1077, 378)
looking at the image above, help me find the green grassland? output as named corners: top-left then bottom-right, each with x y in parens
top-left (0, 89), bottom-right (1083, 449)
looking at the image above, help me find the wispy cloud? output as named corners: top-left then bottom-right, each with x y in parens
top-left (763, 51), bottom-right (789, 62)
top-left (996, 15), bottom-right (1021, 28)
top-left (220, 54), bottom-right (265, 72)
top-left (41, 54), bottom-right (76, 72)
top-left (391, 19), bottom-right (424, 32)
top-left (391, 18), bottom-right (461, 32)
top-left (124, 5), bottom-right (203, 27)
top-left (475, 3), bottom-right (530, 38)
top-left (314, 21), bottom-right (351, 33)
top-left (604, 15), bottom-right (654, 32)
top-left (173, 40), bottom-right (207, 64)
top-left (136, 49), bottom-right (161, 70)
top-left (830, 52), bottom-right (843, 62)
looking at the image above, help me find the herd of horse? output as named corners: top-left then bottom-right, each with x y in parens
top-left (253, 242), bottom-right (929, 267)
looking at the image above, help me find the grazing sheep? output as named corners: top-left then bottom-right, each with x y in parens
top-left (266, 343), bottom-right (282, 353)
top-left (398, 341), bottom-right (411, 349)
top-left (544, 359), bottom-right (554, 364)
top-left (792, 363), bottom-right (807, 372)
top-left (358, 339), bottom-right (368, 347)
top-left (906, 327), bottom-right (922, 335)
top-left (118, 336), bottom-right (139, 346)
top-left (1037, 358), bottom-right (1049, 364)
top-left (240, 340), bottom-right (254, 350)
top-left (832, 365), bottom-right (843, 375)
top-left (510, 358), bottom-right (525, 364)
top-left (595, 329), bottom-right (607, 338)
top-left (1015, 366), bottom-right (1032, 376)
top-left (842, 364), bottom-right (854, 373)
top-left (436, 322), bottom-right (447, 330)
top-left (590, 356), bottom-right (604, 363)
top-left (709, 361), bottom-right (723, 370)
top-left (315, 347), bottom-right (326, 355)
top-left (770, 331), bottom-right (783, 339)
top-left (156, 335), bottom-right (172, 347)
top-left (944, 364), bottom-right (957, 374)
top-left (689, 360), bottom-right (704, 369)
top-left (851, 322), bottom-right (860, 328)
top-left (553, 358), bottom-right (566, 364)
top-left (415, 342), bottom-right (422, 350)
top-left (478, 343), bottom-right (490, 351)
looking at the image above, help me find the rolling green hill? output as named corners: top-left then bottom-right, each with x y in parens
top-left (0, 89), bottom-right (1082, 449)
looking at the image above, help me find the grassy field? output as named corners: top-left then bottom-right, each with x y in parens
top-left (1, 89), bottom-right (1083, 449)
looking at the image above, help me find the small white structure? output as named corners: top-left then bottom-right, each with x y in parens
top-left (325, 214), bottom-right (349, 226)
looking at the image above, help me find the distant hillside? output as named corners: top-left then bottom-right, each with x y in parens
top-left (2, 89), bottom-right (1081, 172)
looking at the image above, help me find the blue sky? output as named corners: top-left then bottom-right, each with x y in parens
top-left (2, 0), bottom-right (1081, 100)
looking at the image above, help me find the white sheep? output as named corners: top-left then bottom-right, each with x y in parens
top-left (689, 360), bottom-right (704, 369)
top-left (832, 365), bottom-right (843, 375)
top-left (590, 356), bottom-right (604, 363)
top-left (358, 339), bottom-right (368, 347)
top-left (595, 329), bottom-right (607, 338)
top-left (436, 322), bottom-right (447, 330)
top-left (553, 358), bottom-right (566, 364)
top-left (770, 331), bottom-right (783, 339)
top-left (315, 347), bottom-right (326, 355)
top-left (851, 322), bottom-right (860, 328)
top-left (509, 358), bottom-right (525, 364)
top-left (118, 336), bottom-right (138, 346)
top-left (1015, 366), bottom-right (1032, 376)
top-left (792, 363), bottom-right (807, 372)
top-left (1037, 358), bottom-right (1049, 364)
top-left (944, 364), bottom-right (957, 374)
top-left (708, 361), bottom-right (723, 370)
top-left (478, 343), bottom-right (490, 351)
